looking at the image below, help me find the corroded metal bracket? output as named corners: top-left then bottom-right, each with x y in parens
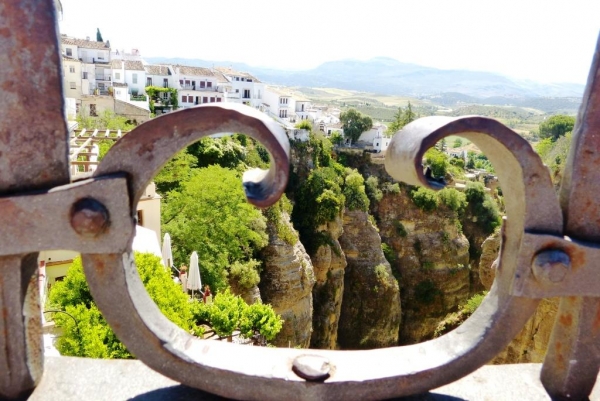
top-left (1, 0), bottom-right (600, 400)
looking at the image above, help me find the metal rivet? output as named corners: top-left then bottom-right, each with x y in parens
top-left (70, 198), bottom-right (109, 238)
top-left (292, 355), bottom-right (331, 382)
top-left (531, 249), bottom-right (570, 284)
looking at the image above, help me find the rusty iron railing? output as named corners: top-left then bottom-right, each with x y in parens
top-left (1, 1), bottom-right (600, 400)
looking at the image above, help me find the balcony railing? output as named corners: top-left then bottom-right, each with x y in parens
top-left (95, 75), bottom-right (111, 81)
top-left (4, 2), bottom-right (600, 401)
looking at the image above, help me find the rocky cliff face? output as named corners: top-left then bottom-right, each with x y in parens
top-left (309, 217), bottom-right (347, 349)
top-left (337, 209), bottom-right (401, 349)
top-left (376, 190), bottom-right (473, 344)
top-left (259, 213), bottom-right (316, 348)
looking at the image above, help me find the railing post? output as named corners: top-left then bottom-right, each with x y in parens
top-left (0, 0), bottom-right (68, 398)
top-left (541, 33), bottom-right (600, 401)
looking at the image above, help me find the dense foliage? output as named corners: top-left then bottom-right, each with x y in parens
top-left (47, 254), bottom-right (283, 357)
top-left (191, 290), bottom-right (283, 343)
top-left (464, 182), bottom-right (502, 234)
top-left (162, 165), bottom-right (268, 291)
top-left (48, 253), bottom-right (194, 359)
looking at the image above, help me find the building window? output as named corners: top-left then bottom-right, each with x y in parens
top-left (210, 97), bottom-right (215, 103)
top-left (82, 72), bottom-right (88, 79)
top-left (163, 78), bottom-right (168, 88)
top-left (69, 66), bottom-right (75, 73)
top-left (115, 72), bottom-right (121, 80)
top-left (203, 97), bottom-right (208, 103)
top-left (207, 82), bottom-right (212, 88)
top-left (146, 77), bottom-right (152, 86)
top-left (243, 89), bottom-right (250, 99)
top-left (182, 95), bottom-right (187, 103)
top-left (90, 104), bottom-right (97, 117)
top-left (66, 48), bottom-right (72, 57)
top-left (69, 82), bottom-right (76, 89)
top-left (200, 81), bottom-right (205, 88)
top-left (279, 110), bottom-right (287, 118)
top-left (132, 73), bottom-right (138, 84)
top-left (280, 97), bottom-right (288, 104)
top-left (216, 98), bottom-right (222, 102)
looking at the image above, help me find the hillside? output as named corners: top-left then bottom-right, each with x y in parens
top-left (146, 56), bottom-right (584, 99)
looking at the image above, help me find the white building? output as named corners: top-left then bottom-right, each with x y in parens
top-left (263, 86), bottom-right (296, 126)
top-left (358, 123), bottom-right (387, 143)
top-left (62, 55), bottom-right (87, 99)
top-left (60, 35), bottom-right (112, 96)
top-left (173, 65), bottom-right (224, 108)
top-left (214, 67), bottom-right (265, 109)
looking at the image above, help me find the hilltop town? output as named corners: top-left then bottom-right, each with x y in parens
top-left (59, 33), bottom-right (393, 151)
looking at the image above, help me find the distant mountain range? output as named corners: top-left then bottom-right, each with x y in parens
top-left (146, 56), bottom-right (584, 99)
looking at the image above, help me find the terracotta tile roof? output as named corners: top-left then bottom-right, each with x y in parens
top-left (124, 60), bottom-right (145, 71)
top-left (61, 36), bottom-right (110, 50)
top-left (62, 55), bottom-right (81, 63)
top-left (175, 65), bottom-right (213, 77)
top-left (111, 60), bottom-right (123, 69)
top-left (145, 65), bottom-right (171, 76)
top-left (215, 66), bottom-right (261, 83)
top-left (211, 70), bottom-right (230, 84)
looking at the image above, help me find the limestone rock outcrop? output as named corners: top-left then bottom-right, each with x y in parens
top-left (309, 217), bottom-right (347, 349)
top-left (338, 209), bottom-right (401, 349)
top-left (259, 214), bottom-right (315, 348)
top-left (376, 190), bottom-right (472, 344)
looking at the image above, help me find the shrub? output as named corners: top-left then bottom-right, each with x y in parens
top-left (465, 182), bottom-right (502, 233)
top-left (410, 187), bottom-right (439, 211)
top-left (365, 176), bottom-right (383, 204)
top-left (229, 260), bottom-right (261, 289)
top-left (382, 182), bottom-right (401, 194)
top-left (438, 188), bottom-right (467, 213)
top-left (424, 148), bottom-right (449, 177)
top-left (381, 243), bottom-right (396, 264)
top-left (414, 279), bottom-right (440, 304)
top-left (343, 169), bottom-right (370, 211)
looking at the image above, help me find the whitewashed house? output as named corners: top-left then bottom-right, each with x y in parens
top-left (174, 65), bottom-right (223, 108)
top-left (123, 60), bottom-right (146, 97)
top-left (373, 136), bottom-right (392, 153)
top-left (294, 94), bottom-right (312, 121)
top-left (214, 67), bottom-right (265, 109)
top-left (145, 64), bottom-right (174, 90)
top-left (62, 55), bottom-right (87, 99)
top-left (263, 86), bottom-right (296, 127)
top-left (60, 35), bottom-right (111, 96)
top-left (358, 123), bottom-right (387, 143)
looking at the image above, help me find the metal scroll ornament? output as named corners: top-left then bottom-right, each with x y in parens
top-left (86, 35), bottom-right (599, 401)
top-left (0, 0), bottom-right (598, 398)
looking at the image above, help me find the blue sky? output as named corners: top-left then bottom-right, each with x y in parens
top-left (59, 0), bottom-right (599, 84)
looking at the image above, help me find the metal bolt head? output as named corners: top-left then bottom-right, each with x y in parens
top-left (70, 198), bottom-right (109, 238)
top-left (292, 354), bottom-right (331, 382)
top-left (532, 249), bottom-right (570, 284)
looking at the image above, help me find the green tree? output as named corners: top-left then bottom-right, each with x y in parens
top-left (295, 120), bottom-right (312, 131)
top-left (96, 28), bottom-right (103, 42)
top-left (330, 131), bottom-right (344, 146)
top-left (340, 108), bottom-right (373, 143)
top-left (48, 253), bottom-right (194, 359)
top-left (153, 149), bottom-right (198, 195)
top-left (538, 115), bottom-right (575, 141)
top-left (342, 168), bottom-right (370, 211)
top-left (162, 165), bottom-right (268, 291)
top-left (387, 102), bottom-right (417, 135)
top-left (424, 148), bottom-right (449, 177)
